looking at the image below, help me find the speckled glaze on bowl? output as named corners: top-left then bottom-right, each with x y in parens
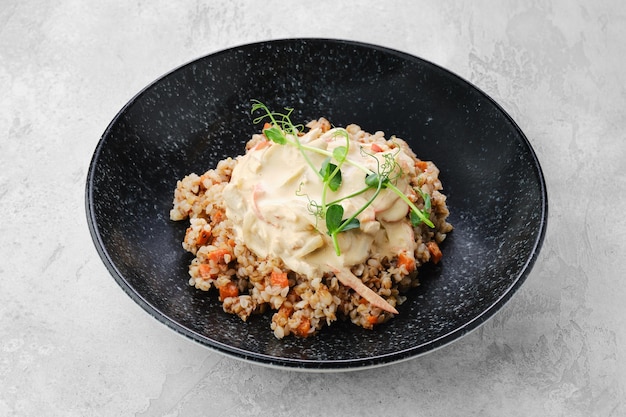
top-left (86, 39), bottom-right (547, 371)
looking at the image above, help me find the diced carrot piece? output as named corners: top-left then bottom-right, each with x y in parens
top-left (367, 315), bottom-right (379, 325)
top-left (263, 122), bottom-right (272, 130)
top-left (427, 241), bottom-right (443, 264)
top-left (212, 210), bottom-right (224, 224)
top-left (270, 270), bottom-right (289, 288)
top-left (198, 263), bottom-right (213, 280)
top-left (219, 281), bottom-right (239, 300)
top-left (278, 304), bottom-right (293, 318)
top-left (196, 229), bottom-right (210, 246)
top-left (397, 251), bottom-right (416, 272)
top-left (208, 248), bottom-right (230, 263)
top-left (371, 143), bottom-right (384, 153)
top-left (416, 160), bottom-right (429, 172)
top-left (293, 317), bottom-right (311, 337)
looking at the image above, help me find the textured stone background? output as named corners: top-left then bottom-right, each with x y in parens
top-left (1, 1), bottom-right (625, 416)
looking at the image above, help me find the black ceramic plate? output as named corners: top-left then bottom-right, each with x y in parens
top-left (86, 39), bottom-right (547, 371)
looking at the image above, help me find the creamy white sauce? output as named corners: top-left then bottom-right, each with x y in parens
top-left (223, 128), bottom-right (418, 279)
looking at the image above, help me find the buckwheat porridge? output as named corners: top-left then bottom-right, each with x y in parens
top-left (170, 103), bottom-right (452, 338)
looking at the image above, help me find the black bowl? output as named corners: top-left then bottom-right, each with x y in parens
top-left (86, 39), bottom-right (547, 371)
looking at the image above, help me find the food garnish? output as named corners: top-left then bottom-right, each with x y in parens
top-left (251, 100), bottom-right (434, 256)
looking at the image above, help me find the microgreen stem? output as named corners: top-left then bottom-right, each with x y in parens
top-left (287, 141), bottom-right (373, 175)
top-left (326, 185), bottom-right (371, 207)
top-left (292, 134), bottom-right (324, 181)
top-left (320, 129), bottom-right (350, 214)
top-left (319, 164), bottom-right (334, 213)
top-left (386, 182), bottom-right (435, 228)
top-left (341, 179), bottom-right (384, 231)
top-left (330, 233), bottom-right (341, 256)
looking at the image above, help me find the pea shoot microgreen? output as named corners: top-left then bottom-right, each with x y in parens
top-left (250, 100), bottom-right (434, 256)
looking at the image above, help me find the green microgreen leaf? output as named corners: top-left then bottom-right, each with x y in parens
top-left (319, 158), bottom-right (342, 192)
top-left (333, 146), bottom-right (348, 163)
top-left (365, 172), bottom-right (391, 189)
top-left (263, 126), bottom-right (287, 144)
top-left (326, 204), bottom-right (361, 255)
top-left (319, 157), bottom-right (332, 179)
top-left (410, 210), bottom-right (422, 227)
top-left (325, 204), bottom-right (344, 234)
top-left (410, 188), bottom-right (432, 227)
top-left (339, 217), bottom-right (360, 232)
top-left (326, 204), bottom-right (360, 234)
top-left (365, 173), bottom-right (380, 188)
top-left (328, 172), bottom-right (342, 192)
